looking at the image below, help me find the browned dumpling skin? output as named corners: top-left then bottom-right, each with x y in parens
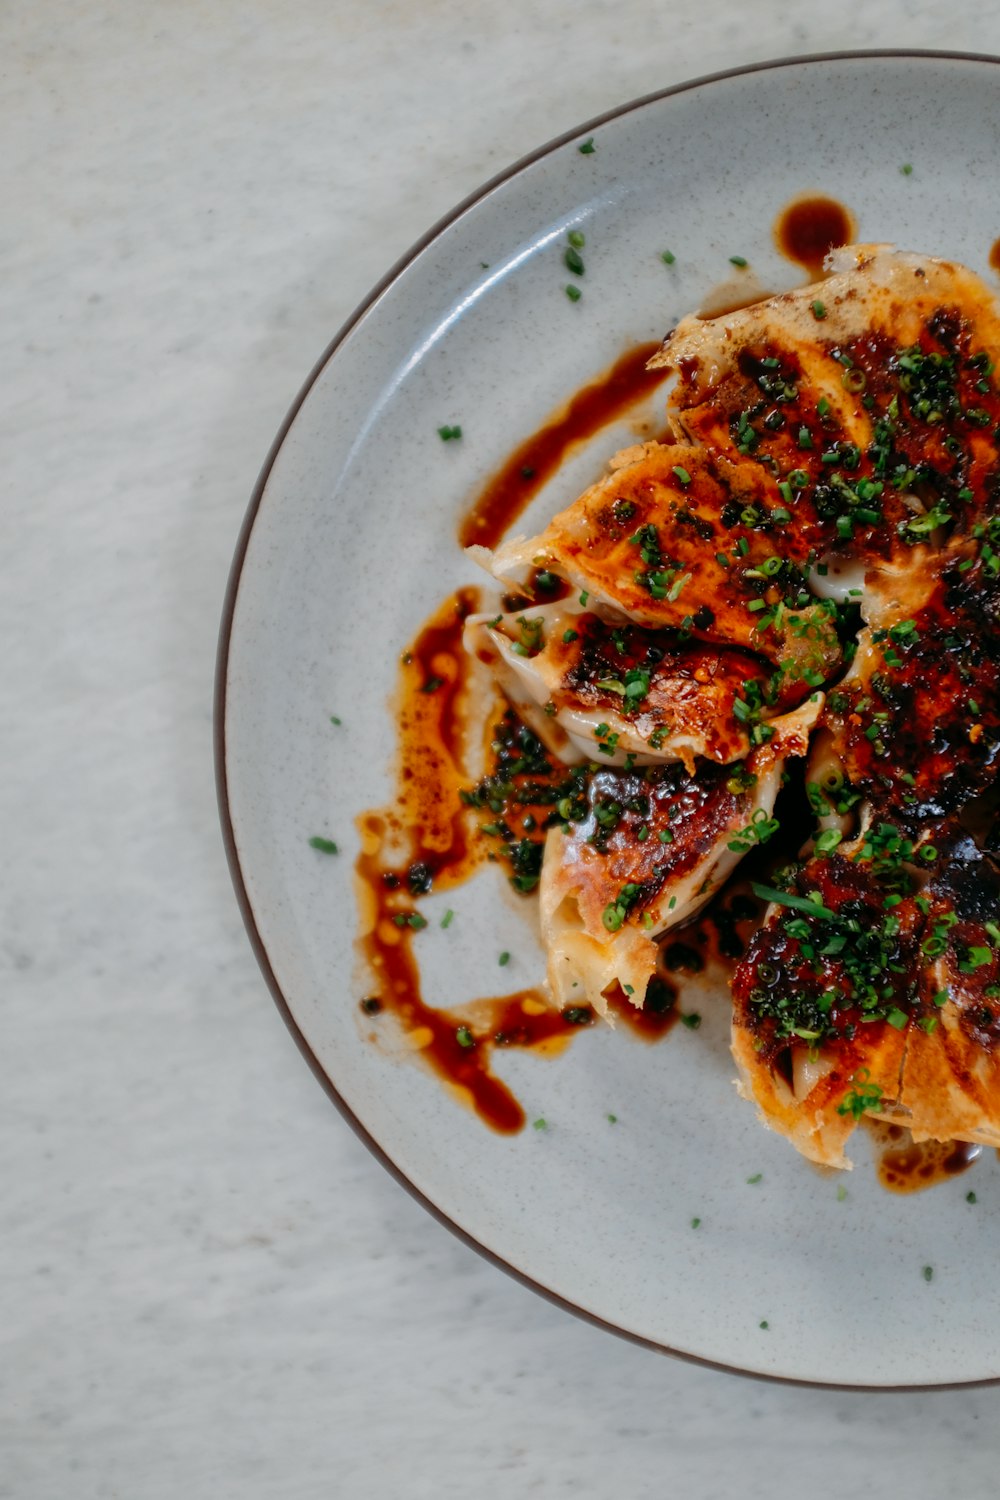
top-left (819, 573), bottom-right (1000, 827)
top-left (655, 245), bottom-right (1000, 566)
top-left (540, 705), bottom-right (817, 1014)
top-left (461, 246), bottom-right (1000, 1168)
top-left (464, 604), bottom-right (814, 771)
top-left (476, 441), bottom-right (843, 671)
top-left (731, 841), bottom-right (924, 1168)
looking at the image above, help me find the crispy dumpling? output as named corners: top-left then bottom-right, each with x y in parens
top-left (654, 244), bottom-right (1000, 568)
top-left (818, 577), bottom-right (1000, 828)
top-left (540, 703), bottom-right (817, 1015)
top-left (464, 602), bottom-right (813, 771)
top-left (731, 834), bottom-right (926, 1169)
top-left (470, 440), bottom-right (843, 672)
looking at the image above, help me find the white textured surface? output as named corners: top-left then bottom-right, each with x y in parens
top-left (7, 4), bottom-right (1000, 1495)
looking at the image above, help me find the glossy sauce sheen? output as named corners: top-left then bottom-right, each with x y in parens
top-left (866, 1120), bottom-right (982, 1193)
top-left (354, 590), bottom-right (683, 1133)
top-left (774, 196), bottom-right (855, 275)
top-left (458, 342), bottom-right (668, 550)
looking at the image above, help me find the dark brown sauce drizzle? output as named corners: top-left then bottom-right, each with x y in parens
top-left (458, 342), bottom-right (668, 551)
top-left (866, 1119), bottom-right (982, 1193)
top-left (774, 195), bottom-right (855, 277)
top-left (990, 237), bottom-right (1000, 275)
top-left (354, 587), bottom-right (687, 1132)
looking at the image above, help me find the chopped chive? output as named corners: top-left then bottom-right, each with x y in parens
top-left (308, 836), bottom-right (339, 855)
top-left (672, 464), bottom-right (692, 485)
top-left (661, 249), bottom-right (676, 265)
top-left (729, 255), bottom-right (748, 268)
top-left (681, 1012), bottom-right (701, 1030)
top-left (922, 1265), bottom-right (934, 1282)
top-left (440, 908), bottom-right (455, 929)
top-left (578, 137), bottom-right (596, 154)
top-left (567, 228), bottom-right (586, 248)
top-left (455, 1025), bottom-right (474, 1049)
top-left (690, 1216), bottom-right (701, 1228)
top-left (759, 1320), bottom-right (769, 1330)
top-left (746, 1172), bottom-right (763, 1185)
top-left (562, 628), bottom-right (579, 643)
top-left (837, 1184), bottom-right (848, 1202)
top-left (967, 1191), bottom-right (978, 1204)
top-left (607, 1113), bottom-right (617, 1123)
top-left (329, 715), bottom-right (342, 726)
top-left (564, 246), bottom-right (585, 276)
top-left (751, 882), bottom-right (835, 920)
top-left (811, 300), bottom-right (827, 320)
top-left (437, 424), bottom-right (462, 441)
top-left (900, 163), bottom-right (913, 176)
top-left (565, 283), bottom-right (582, 302)
top-left (533, 1117), bottom-right (548, 1130)
top-left (498, 951), bottom-right (511, 967)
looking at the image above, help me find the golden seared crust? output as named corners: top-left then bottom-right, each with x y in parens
top-left (481, 441), bottom-right (842, 670)
top-left (730, 843), bottom-right (924, 1167)
top-left (731, 1020), bottom-right (906, 1171)
top-left (538, 711), bottom-right (817, 1015)
top-left (465, 603), bottom-right (815, 771)
top-left (820, 576), bottom-right (1000, 829)
top-left (463, 246), bottom-right (1000, 1166)
top-left (655, 245), bottom-right (1000, 573)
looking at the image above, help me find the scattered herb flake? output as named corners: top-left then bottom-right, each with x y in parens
top-left (308, 836), bottom-right (339, 855)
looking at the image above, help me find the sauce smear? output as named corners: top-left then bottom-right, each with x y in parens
top-left (356, 592), bottom-right (639, 1133)
top-left (774, 196), bottom-right (855, 276)
top-left (866, 1120), bottom-right (981, 1193)
top-left (458, 342), bottom-right (668, 550)
top-left (990, 237), bottom-right (1000, 276)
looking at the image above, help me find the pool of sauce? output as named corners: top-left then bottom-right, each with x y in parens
top-left (774, 195), bottom-right (855, 277)
top-left (458, 341), bottom-right (668, 551)
top-left (865, 1119), bottom-right (982, 1193)
top-left (990, 237), bottom-right (1000, 276)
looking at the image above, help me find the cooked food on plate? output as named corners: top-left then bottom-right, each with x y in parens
top-left (466, 244), bottom-right (1000, 1167)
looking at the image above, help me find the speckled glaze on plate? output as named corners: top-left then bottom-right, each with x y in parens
top-left (217, 52), bottom-right (1000, 1387)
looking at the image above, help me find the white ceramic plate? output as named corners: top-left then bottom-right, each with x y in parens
top-left (218, 51), bottom-right (1000, 1386)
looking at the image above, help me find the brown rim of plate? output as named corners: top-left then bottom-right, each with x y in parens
top-left (214, 49), bottom-right (1000, 1391)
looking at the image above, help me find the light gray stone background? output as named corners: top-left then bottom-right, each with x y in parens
top-left (6, 4), bottom-right (1000, 1495)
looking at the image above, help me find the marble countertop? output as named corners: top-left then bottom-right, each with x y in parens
top-left (7, 4), bottom-right (1000, 1494)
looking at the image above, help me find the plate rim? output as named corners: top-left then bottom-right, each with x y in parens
top-left (214, 47), bottom-right (1000, 1390)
